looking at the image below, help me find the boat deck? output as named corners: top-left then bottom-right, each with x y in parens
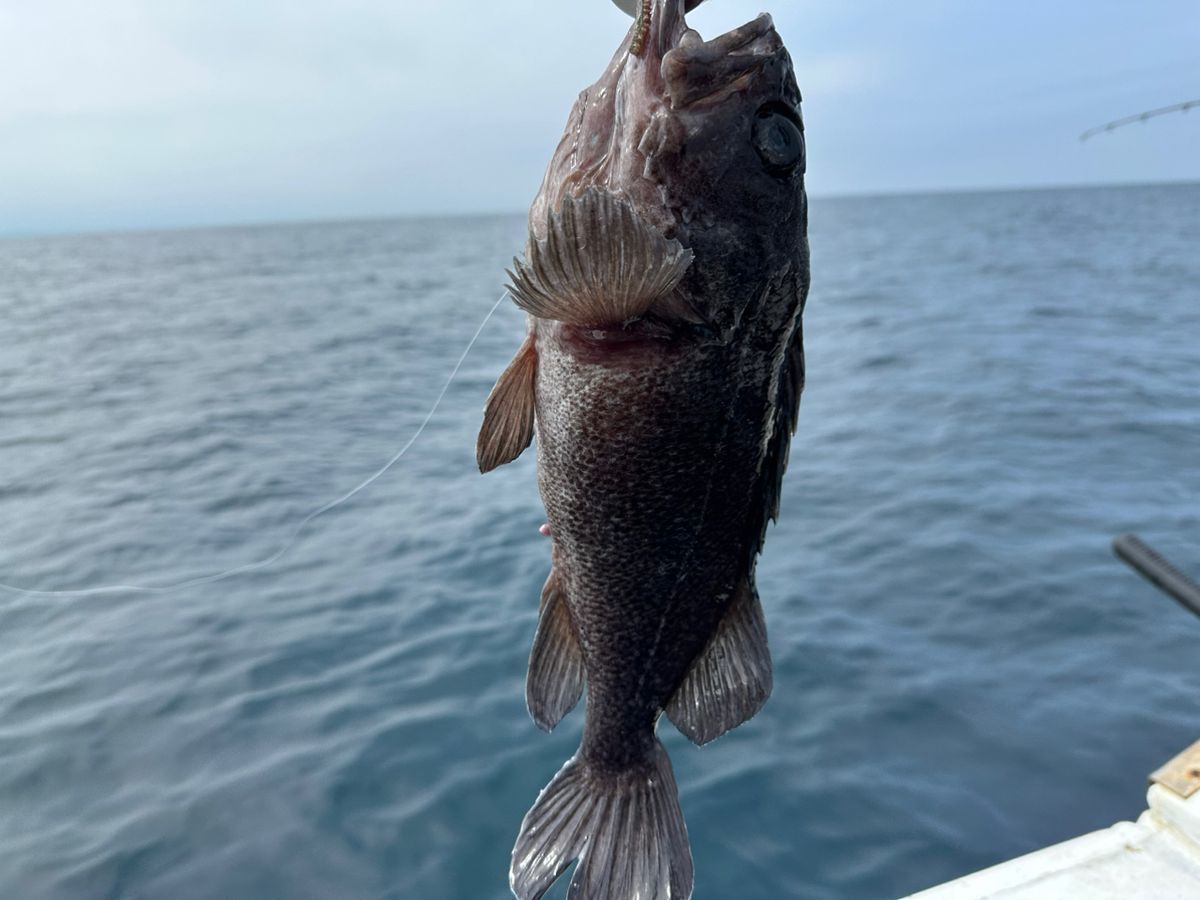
top-left (906, 740), bottom-right (1200, 899)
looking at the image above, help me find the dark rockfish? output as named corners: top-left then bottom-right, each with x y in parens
top-left (476, 0), bottom-right (809, 896)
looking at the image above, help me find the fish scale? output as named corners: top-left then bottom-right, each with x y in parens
top-left (536, 331), bottom-right (758, 769)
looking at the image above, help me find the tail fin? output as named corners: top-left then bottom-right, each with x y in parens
top-left (510, 740), bottom-right (693, 900)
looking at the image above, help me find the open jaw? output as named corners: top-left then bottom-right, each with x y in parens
top-left (636, 0), bottom-right (782, 104)
top-left (527, 0), bottom-right (788, 238)
top-left (661, 14), bottom-right (781, 108)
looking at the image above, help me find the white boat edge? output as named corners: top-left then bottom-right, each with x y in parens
top-left (904, 739), bottom-right (1200, 899)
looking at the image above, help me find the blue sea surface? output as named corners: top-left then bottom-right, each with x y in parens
top-left (1, 183), bottom-right (1198, 899)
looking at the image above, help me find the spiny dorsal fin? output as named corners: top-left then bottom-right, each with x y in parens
top-left (507, 189), bottom-right (699, 326)
top-left (476, 334), bottom-right (537, 474)
top-left (526, 568), bottom-right (586, 732)
top-left (665, 576), bottom-right (772, 746)
top-left (764, 319), bottom-right (805, 524)
top-left (747, 271), bottom-right (806, 568)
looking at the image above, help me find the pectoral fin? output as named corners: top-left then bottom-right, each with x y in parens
top-left (526, 569), bottom-right (586, 731)
top-left (476, 334), bottom-right (537, 474)
top-left (507, 189), bottom-right (700, 327)
top-left (666, 577), bottom-right (772, 746)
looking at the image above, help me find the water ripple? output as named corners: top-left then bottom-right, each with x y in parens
top-left (1, 189), bottom-right (1198, 898)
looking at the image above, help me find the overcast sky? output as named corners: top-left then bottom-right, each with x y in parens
top-left (1, 0), bottom-right (1197, 236)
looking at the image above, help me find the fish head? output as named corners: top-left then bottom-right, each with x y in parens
top-left (527, 0), bottom-right (808, 336)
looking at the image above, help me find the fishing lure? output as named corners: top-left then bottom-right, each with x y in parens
top-left (614, 0), bottom-right (705, 56)
top-left (631, 0), bottom-right (652, 55)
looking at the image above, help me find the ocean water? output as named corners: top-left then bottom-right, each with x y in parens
top-left (1, 183), bottom-right (1198, 900)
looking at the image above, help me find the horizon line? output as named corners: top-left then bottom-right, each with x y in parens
top-left (4, 176), bottom-right (1198, 243)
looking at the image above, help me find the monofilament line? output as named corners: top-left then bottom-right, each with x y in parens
top-left (0, 291), bottom-right (511, 598)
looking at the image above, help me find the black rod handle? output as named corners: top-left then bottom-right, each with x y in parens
top-left (1113, 533), bottom-right (1200, 619)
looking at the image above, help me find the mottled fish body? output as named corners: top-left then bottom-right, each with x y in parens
top-left (477, 1), bottom-right (809, 897)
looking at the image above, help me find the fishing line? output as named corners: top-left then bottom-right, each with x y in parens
top-left (0, 291), bottom-right (511, 598)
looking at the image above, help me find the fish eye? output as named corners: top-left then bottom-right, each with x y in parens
top-left (753, 105), bottom-right (805, 177)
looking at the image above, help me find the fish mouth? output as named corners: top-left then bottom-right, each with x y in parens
top-left (527, 0), bottom-right (792, 255)
top-left (642, 0), bottom-right (783, 109)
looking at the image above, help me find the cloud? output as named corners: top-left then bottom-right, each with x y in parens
top-left (0, 0), bottom-right (1196, 234)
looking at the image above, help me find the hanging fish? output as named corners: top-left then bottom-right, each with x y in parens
top-left (478, 0), bottom-right (809, 896)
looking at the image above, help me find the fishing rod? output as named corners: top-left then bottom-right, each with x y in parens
top-left (1113, 533), bottom-right (1200, 620)
top-left (1080, 98), bottom-right (1200, 142)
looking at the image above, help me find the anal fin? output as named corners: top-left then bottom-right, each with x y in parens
top-left (666, 577), bottom-right (772, 746)
top-left (476, 333), bottom-right (537, 474)
top-left (526, 569), bottom-right (585, 732)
